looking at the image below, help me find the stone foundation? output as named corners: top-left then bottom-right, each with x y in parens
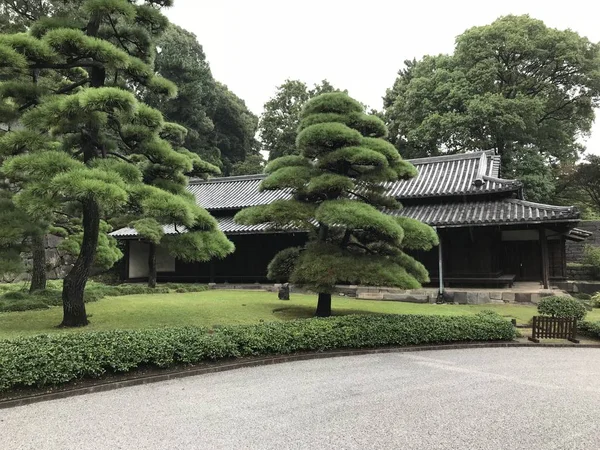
top-left (208, 283), bottom-right (562, 305)
top-left (554, 281), bottom-right (600, 295)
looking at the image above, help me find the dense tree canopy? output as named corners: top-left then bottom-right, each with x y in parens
top-left (146, 24), bottom-right (220, 165)
top-left (560, 155), bottom-right (600, 216)
top-left (211, 81), bottom-right (260, 175)
top-left (236, 92), bottom-right (438, 317)
top-left (0, 0), bottom-right (233, 326)
top-left (384, 15), bottom-right (600, 201)
top-left (259, 79), bottom-right (338, 161)
top-left (146, 25), bottom-right (260, 175)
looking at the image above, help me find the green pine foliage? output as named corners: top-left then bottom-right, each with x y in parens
top-left (235, 92), bottom-right (438, 316)
top-left (0, 0), bottom-right (233, 327)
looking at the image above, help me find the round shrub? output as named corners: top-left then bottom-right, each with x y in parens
top-left (537, 296), bottom-right (587, 320)
top-left (267, 246), bottom-right (302, 282)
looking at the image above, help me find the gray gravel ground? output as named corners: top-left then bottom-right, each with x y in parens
top-left (2, 348), bottom-right (600, 450)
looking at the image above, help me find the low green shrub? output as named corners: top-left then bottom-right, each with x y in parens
top-left (537, 296), bottom-right (587, 321)
top-left (0, 282), bottom-right (208, 312)
top-left (0, 297), bottom-right (48, 312)
top-left (579, 320), bottom-right (600, 337)
top-left (0, 312), bottom-right (515, 391)
top-left (2, 291), bottom-right (28, 300)
top-left (591, 293), bottom-right (600, 308)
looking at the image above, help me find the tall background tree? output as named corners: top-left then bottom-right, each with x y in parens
top-left (211, 81), bottom-right (261, 175)
top-left (259, 79), bottom-right (338, 161)
top-left (383, 15), bottom-right (600, 202)
top-left (147, 25), bottom-right (260, 175)
top-left (0, 0), bottom-right (233, 326)
top-left (556, 155), bottom-right (600, 218)
top-left (236, 92), bottom-right (438, 317)
top-left (145, 24), bottom-right (220, 166)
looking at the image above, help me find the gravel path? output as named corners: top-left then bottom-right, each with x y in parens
top-left (2, 348), bottom-right (600, 450)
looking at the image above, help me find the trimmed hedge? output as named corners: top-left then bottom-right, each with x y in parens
top-left (0, 282), bottom-right (209, 312)
top-left (537, 296), bottom-right (587, 321)
top-left (0, 313), bottom-right (515, 392)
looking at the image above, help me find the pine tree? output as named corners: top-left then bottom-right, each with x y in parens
top-left (0, 0), bottom-right (233, 326)
top-left (235, 92), bottom-right (438, 317)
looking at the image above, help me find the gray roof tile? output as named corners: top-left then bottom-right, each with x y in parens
top-left (388, 199), bottom-right (578, 227)
top-left (188, 151), bottom-right (519, 211)
top-left (111, 198), bottom-right (578, 238)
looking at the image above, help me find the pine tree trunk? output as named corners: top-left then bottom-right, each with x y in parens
top-left (315, 292), bottom-right (332, 317)
top-left (147, 242), bottom-right (157, 288)
top-left (60, 198), bottom-right (100, 327)
top-left (29, 234), bottom-right (46, 293)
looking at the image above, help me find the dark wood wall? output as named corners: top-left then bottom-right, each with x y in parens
top-left (416, 227), bottom-right (566, 282)
top-left (125, 226), bottom-right (567, 284)
top-left (160, 232), bottom-right (307, 283)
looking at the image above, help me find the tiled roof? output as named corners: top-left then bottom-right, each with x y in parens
top-left (188, 151), bottom-right (520, 210)
top-left (389, 199), bottom-right (579, 228)
top-left (390, 151), bottom-right (520, 198)
top-left (111, 198), bottom-right (579, 238)
top-left (110, 217), bottom-right (293, 238)
top-left (187, 174), bottom-right (290, 210)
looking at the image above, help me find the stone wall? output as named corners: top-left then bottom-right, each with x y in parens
top-left (566, 265), bottom-right (596, 280)
top-left (1, 235), bottom-right (74, 283)
top-left (566, 220), bottom-right (600, 263)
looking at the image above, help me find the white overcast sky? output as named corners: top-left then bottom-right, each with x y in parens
top-left (165, 0), bottom-right (600, 155)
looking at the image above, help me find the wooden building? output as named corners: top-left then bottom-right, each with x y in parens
top-left (112, 151), bottom-right (590, 288)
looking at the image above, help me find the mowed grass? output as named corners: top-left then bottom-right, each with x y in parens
top-left (1, 289), bottom-right (599, 340)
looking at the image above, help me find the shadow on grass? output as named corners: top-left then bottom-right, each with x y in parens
top-left (272, 305), bottom-right (382, 320)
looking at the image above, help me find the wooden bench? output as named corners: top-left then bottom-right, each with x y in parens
top-left (430, 274), bottom-right (516, 288)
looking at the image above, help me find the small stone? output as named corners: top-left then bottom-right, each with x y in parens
top-left (278, 283), bottom-right (290, 300)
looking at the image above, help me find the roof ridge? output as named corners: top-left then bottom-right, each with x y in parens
top-left (406, 150), bottom-right (495, 165)
top-left (189, 173), bottom-right (266, 184)
top-left (506, 198), bottom-right (575, 210)
top-left (481, 175), bottom-right (521, 185)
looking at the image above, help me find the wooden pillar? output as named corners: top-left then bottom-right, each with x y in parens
top-left (209, 259), bottom-right (215, 283)
top-left (561, 236), bottom-right (567, 279)
top-left (540, 228), bottom-right (550, 289)
top-left (123, 240), bottom-right (130, 281)
top-left (436, 227), bottom-right (444, 296)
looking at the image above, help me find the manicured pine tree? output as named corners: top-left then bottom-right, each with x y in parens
top-left (235, 92), bottom-right (438, 316)
top-left (0, 0), bottom-right (233, 326)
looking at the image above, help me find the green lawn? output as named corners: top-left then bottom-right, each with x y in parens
top-left (3, 289), bottom-right (599, 340)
